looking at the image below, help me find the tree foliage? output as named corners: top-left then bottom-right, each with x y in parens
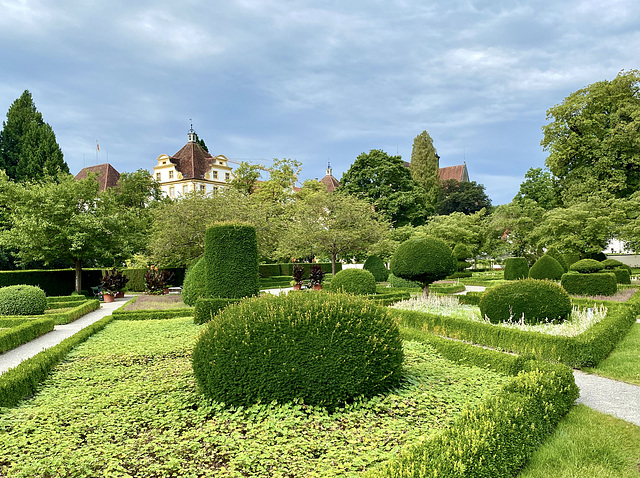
top-left (513, 167), bottom-right (558, 210)
top-left (410, 130), bottom-right (439, 207)
top-left (0, 90), bottom-right (68, 181)
top-left (436, 179), bottom-right (491, 215)
top-left (340, 149), bottom-right (431, 227)
top-left (542, 70), bottom-right (640, 203)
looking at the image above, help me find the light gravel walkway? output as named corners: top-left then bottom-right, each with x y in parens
top-left (573, 371), bottom-right (640, 426)
top-left (0, 297), bottom-right (125, 375)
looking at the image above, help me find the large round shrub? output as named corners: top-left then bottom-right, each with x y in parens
top-left (390, 236), bottom-right (456, 296)
top-left (329, 268), bottom-right (376, 295)
top-left (182, 257), bottom-right (208, 306)
top-left (0, 285), bottom-right (47, 316)
top-left (561, 272), bottom-right (618, 296)
top-left (529, 255), bottom-right (564, 281)
top-left (570, 259), bottom-right (604, 274)
top-left (504, 257), bottom-right (529, 280)
top-left (363, 255), bottom-right (389, 282)
top-left (192, 293), bottom-right (404, 410)
top-left (479, 279), bottom-right (572, 325)
top-left (205, 222), bottom-right (259, 299)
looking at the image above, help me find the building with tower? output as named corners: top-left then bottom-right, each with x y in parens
top-left (320, 163), bottom-right (340, 192)
top-left (153, 127), bottom-right (234, 198)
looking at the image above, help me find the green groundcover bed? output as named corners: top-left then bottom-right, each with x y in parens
top-left (1, 317), bottom-right (508, 477)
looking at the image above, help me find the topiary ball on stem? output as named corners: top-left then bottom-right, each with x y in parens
top-left (192, 293), bottom-right (404, 411)
top-left (0, 285), bottom-right (47, 316)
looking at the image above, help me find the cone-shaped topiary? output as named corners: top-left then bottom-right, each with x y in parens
top-left (479, 278), bottom-right (572, 325)
top-left (390, 236), bottom-right (456, 297)
top-left (570, 259), bottom-right (604, 274)
top-left (0, 285), bottom-right (47, 316)
top-left (545, 247), bottom-right (568, 272)
top-left (182, 257), bottom-right (207, 306)
top-left (329, 268), bottom-right (376, 295)
top-left (192, 293), bottom-right (404, 410)
top-left (363, 255), bottom-right (389, 282)
top-left (529, 254), bottom-right (564, 281)
top-left (205, 222), bottom-right (259, 299)
top-left (504, 258), bottom-right (529, 281)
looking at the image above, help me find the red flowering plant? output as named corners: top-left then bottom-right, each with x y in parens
top-left (144, 266), bottom-right (175, 294)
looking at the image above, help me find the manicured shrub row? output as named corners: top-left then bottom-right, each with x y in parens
top-left (45, 299), bottom-right (101, 325)
top-left (111, 308), bottom-right (195, 321)
top-left (192, 293), bottom-right (403, 411)
top-left (193, 298), bottom-right (241, 324)
top-left (445, 271), bottom-right (472, 279)
top-left (457, 291), bottom-right (484, 306)
top-left (0, 285), bottom-right (47, 316)
top-left (363, 255), bottom-right (389, 282)
top-left (561, 272), bottom-right (617, 296)
top-left (329, 268), bottom-right (377, 295)
top-left (503, 257), bottom-right (529, 280)
top-left (529, 254), bottom-right (564, 281)
top-left (365, 327), bottom-right (577, 478)
top-left (0, 317), bottom-right (55, 353)
top-left (0, 314), bottom-right (115, 408)
top-left (205, 223), bottom-right (259, 299)
top-left (276, 262), bottom-right (339, 277)
top-left (480, 279), bottom-right (572, 325)
top-left (392, 290), bottom-right (640, 368)
top-left (365, 291), bottom-right (412, 306)
top-left (47, 295), bottom-right (90, 304)
top-left (259, 276), bottom-right (295, 289)
top-left (612, 268), bottom-right (631, 284)
top-left (431, 282), bottom-right (466, 294)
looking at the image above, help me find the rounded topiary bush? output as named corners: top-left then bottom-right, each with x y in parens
top-left (503, 257), bottom-right (529, 281)
top-left (388, 273), bottom-right (422, 289)
top-left (0, 285), bottom-right (47, 316)
top-left (529, 254), bottom-right (564, 281)
top-left (363, 255), bottom-right (389, 282)
top-left (561, 272), bottom-right (618, 296)
top-left (205, 222), bottom-right (259, 299)
top-left (192, 293), bottom-right (404, 410)
top-left (545, 247), bottom-right (568, 272)
top-left (570, 259), bottom-right (604, 274)
top-left (182, 257), bottom-right (208, 306)
top-left (601, 259), bottom-right (632, 275)
top-left (329, 268), bottom-right (376, 295)
top-left (612, 268), bottom-right (631, 284)
top-left (479, 278), bottom-right (572, 325)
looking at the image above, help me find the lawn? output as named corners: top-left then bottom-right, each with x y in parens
top-left (585, 322), bottom-right (640, 385)
top-left (0, 317), bottom-right (508, 477)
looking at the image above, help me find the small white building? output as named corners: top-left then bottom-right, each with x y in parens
top-left (153, 128), bottom-right (233, 198)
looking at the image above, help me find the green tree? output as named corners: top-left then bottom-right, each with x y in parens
top-left (0, 173), bottom-right (127, 292)
top-left (340, 149), bottom-right (431, 227)
top-left (410, 130), bottom-right (440, 206)
top-left (229, 161), bottom-right (262, 195)
top-left (279, 187), bottom-right (388, 275)
top-left (419, 209), bottom-right (489, 259)
top-left (489, 200), bottom-right (546, 260)
top-left (436, 179), bottom-right (491, 215)
top-left (0, 90), bottom-right (68, 181)
top-left (542, 70), bottom-right (640, 203)
top-left (513, 167), bottom-right (559, 210)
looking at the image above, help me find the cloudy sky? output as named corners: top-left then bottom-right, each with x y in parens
top-left (1, 0), bottom-right (638, 205)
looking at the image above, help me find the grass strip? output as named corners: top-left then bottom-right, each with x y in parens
top-left (585, 323), bottom-right (640, 385)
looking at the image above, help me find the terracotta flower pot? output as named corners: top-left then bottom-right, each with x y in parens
top-left (103, 293), bottom-right (115, 303)
top-left (313, 284), bottom-right (322, 291)
top-left (116, 291), bottom-right (124, 298)
top-left (293, 284), bottom-right (302, 291)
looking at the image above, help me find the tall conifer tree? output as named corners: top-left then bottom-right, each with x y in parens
top-left (410, 130), bottom-right (440, 207)
top-left (0, 90), bottom-right (68, 181)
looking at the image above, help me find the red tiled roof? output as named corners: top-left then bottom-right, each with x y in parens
top-left (75, 163), bottom-right (120, 191)
top-left (438, 164), bottom-right (469, 182)
top-left (320, 174), bottom-right (340, 193)
top-left (170, 142), bottom-right (215, 179)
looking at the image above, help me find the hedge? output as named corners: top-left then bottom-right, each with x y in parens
top-left (613, 268), bottom-right (631, 284)
top-left (503, 257), bottom-right (529, 280)
top-left (262, 262), bottom-right (339, 278)
top-left (457, 291), bottom-right (484, 306)
top-left (0, 314), bottom-right (115, 408)
top-left (0, 317), bottom-right (55, 353)
top-left (365, 291), bottom-right (412, 306)
top-left (44, 299), bottom-right (101, 325)
top-left (111, 308), bottom-right (194, 321)
top-left (528, 255), bottom-right (564, 281)
top-left (391, 290), bottom-right (640, 369)
top-left (364, 328), bottom-right (578, 478)
top-left (194, 298), bottom-right (241, 324)
top-left (561, 272), bottom-right (617, 296)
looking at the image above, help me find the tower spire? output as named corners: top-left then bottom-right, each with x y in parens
top-left (188, 119), bottom-right (196, 143)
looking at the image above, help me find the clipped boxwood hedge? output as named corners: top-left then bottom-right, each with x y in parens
top-left (111, 308), bottom-right (194, 321)
top-left (528, 254), bottom-right (564, 281)
top-left (480, 279), bottom-right (572, 324)
top-left (363, 255), bottom-right (389, 282)
top-left (329, 269), bottom-right (377, 295)
top-left (0, 317), bottom-right (55, 353)
top-left (503, 257), bottom-right (529, 281)
top-left (388, 273), bottom-right (422, 289)
top-left (181, 257), bottom-right (208, 306)
top-left (561, 272), bottom-right (617, 296)
top-left (0, 285), bottom-right (47, 316)
top-left (570, 259), bottom-right (604, 274)
top-left (193, 297), bottom-right (240, 324)
top-left (390, 237), bottom-right (456, 294)
top-left (192, 293), bottom-right (403, 410)
top-left (612, 267), bottom-right (631, 284)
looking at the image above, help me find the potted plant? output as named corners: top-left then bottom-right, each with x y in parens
top-left (291, 264), bottom-right (305, 291)
top-left (100, 269), bottom-right (119, 303)
top-left (144, 266), bottom-right (175, 295)
top-left (308, 264), bottom-right (326, 290)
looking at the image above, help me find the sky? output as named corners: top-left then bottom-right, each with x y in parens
top-left (1, 0), bottom-right (639, 205)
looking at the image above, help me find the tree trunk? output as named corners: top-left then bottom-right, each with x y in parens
top-left (331, 252), bottom-right (337, 276)
top-left (422, 282), bottom-right (429, 298)
top-left (75, 258), bottom-right (82, 294)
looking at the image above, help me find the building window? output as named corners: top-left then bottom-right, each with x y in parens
top-left (212, 171), bottom-right (218, 179)
top-left (182, 185), bottom-right (188, 194)
top-left (213, 186), bottom-right (218, 192)
top-left (169, 186), bottom-right (175, 197)
top-left (169, 170), bottom-right (174, 179)
top-left (155, 172), bottom-right (161, 181)
top-left (200, 184), bottom-right (206, 192)
top-left (225, 172), bottom-right (230, 181)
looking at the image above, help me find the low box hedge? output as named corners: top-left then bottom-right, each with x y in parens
top-left (365, 328), bottom-right (578, 478)
top-left (111, 308), bottom-right (194, 321)
top-left (45, 299), bottom-right (101, 325)
top-left (0, 317), bottom-right (55, 353)
top-left (0, 314), bottom-right (115, 408)
top-left (457, 291), bottom-right (484, 306)
top-left (391, 290), bottom-right (640, 369)
top-left (194, 298), bottom-right (241, 324)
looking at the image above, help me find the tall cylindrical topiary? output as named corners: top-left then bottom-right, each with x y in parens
top-left (529, 254), bottom-right (564, 281)
top-left (363, 255), bottom-right (389, 282)
top-left (205, 222), bottom-right (259, 299)
top-left (504, 257), bottom-right (529, 280)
